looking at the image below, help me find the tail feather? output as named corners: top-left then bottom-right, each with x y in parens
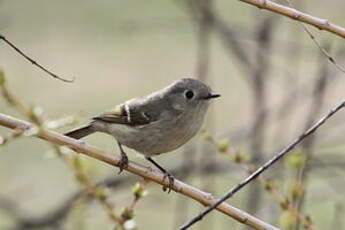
top-left (64, 125), bottom-right (95, 139)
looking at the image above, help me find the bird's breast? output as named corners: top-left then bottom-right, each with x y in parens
top-left (102, 107), bottom-right (207, 156)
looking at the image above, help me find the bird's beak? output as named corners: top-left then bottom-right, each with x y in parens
top-left (202, 93), bottom-right (221, 100)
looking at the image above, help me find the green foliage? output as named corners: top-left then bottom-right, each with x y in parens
top-left (121, 207), bottom-right (134, 221)
top-left (279, 211), bottom-right (296, 230)
top-left (284, 149), bottom-right (306, 170)
top-left (73, 156), bottom-right (82, 170)
top-left (289, 180), bottom-right (304, 201)
top-left (132, 182), bottom-right (147, 199)
top-left (263, 180), bottom-right (274, 192)
top-left (231, 151), bottom-right (251, 163)
top-left (94, 187), bottom-right (108, 201)
top-left (279, 198), bottom-right (290, 211)
top-left (217, 139), bottom-right (230, 153)
top-left (0, 69), bottom-right (5, 85)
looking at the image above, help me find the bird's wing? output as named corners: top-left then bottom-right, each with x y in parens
top-left (92, 103), bottom-right (154, 126)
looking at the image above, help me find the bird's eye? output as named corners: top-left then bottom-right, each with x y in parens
top-left (185, 90), bottom-right (194, 99)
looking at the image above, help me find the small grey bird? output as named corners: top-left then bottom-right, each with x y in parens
top-left (64, 78), bottom-right (220, 191)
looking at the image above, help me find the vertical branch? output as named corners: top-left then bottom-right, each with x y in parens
top-left (194, 1), bottom-right (217, 229)
top-left (246, 14), bottom-right (276, 216)
top-left (212, 15), bottom-right (252, 76)
top-left (195, 0), bottom-right (212, 82)
top-left (180, 1), bottom-right (216, 229)
top-left (190, 2), bottom-right (252, 78)
top-left (292, 47), bottom-right (331, 229)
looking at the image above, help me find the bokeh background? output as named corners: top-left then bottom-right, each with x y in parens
top-left (1, 0), bottom-right (345, 229)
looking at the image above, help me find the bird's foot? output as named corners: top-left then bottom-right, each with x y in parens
top-left (162, 173), bottom-right (175, 193)
top-left (117, 153), bottom-right (128, 174)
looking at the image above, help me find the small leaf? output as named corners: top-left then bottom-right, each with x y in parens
top-left (279, 198), bottom-right (290, 210)
top-left (121, 208), bottom-right (134, 221)
top-left (95, 187), bottom-right (107, 201)
top-left (279, 211), bottom-right (296, 230)
top-left (284, 149), bottom-right (306, 170)
top-left (217, 139), bottom-right (230, 153)
top-left (132, 182), bottom-right (147, 199)
top-left (0, 69), bottom-right (5, 85)
top-left (73, 156), bottom-right (82, 170)
top-left (231, 151), bottom-right (250, 163)
top-left (263, 180), bottom-right (274, 191)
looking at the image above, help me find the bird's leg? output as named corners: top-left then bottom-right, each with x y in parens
top-left (145, 157), bottom-right (174, 193)
top-left (117, 141), bottom-right (128, 174)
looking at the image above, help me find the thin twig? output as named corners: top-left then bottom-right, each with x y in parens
top-left (1, 72), bottom-right (123, 227)
top-left (178, 99), bottom-right (345, 230)
top-left (0, 113), bottom-right (279, 230)
top-left (206, 136), bottom-right (315, 229)
top-left (292, 47), bottom-right (331, 229)
top-left (283, 0), bottom-right (345, 74)
top-left (60, 149), bottom-right (123, 225)
top-left (0, 71), bottom-right (276, 229)
top-left (1, 160), bottom-right (231, 230)
top-left (238, 0), bottom-right (345, 39)
top-left (0, 34), bottom-right (74, 83)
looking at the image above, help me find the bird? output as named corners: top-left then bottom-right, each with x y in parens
top-left (64, 78), bottom-right (220, 192)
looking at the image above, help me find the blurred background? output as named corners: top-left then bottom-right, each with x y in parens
top-left (1, 0), bottom-right (345, 229)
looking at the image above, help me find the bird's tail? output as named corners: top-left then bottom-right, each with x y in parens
top-left (64, 124), bottom-right (95, 139)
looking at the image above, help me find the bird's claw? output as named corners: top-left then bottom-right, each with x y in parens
top-left (162, 173), bottom-right (175, 193)
top-left (117, 154), bottom-right (128, 174)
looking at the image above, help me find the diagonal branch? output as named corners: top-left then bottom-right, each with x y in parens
top-left (0, 113), bottom-right (279, 230)
top-left (179, 99), bottom-right (345, 230)
top-left (0, 34), bottom-right (74, 83)
top-left (238, 0), bottom-right (345, 39)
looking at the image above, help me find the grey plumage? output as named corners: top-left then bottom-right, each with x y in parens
top-left (65, 78), bottom-right (219, 156)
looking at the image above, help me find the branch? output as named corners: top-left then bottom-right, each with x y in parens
top-left (283, 0), bottom-right (345, 75)
top-left (0, 113), bottom-right (279, 230)
top-left (292, 49), bottom-right (331, 229)
top-left (0, 34), bottom-right (74, 83)
top-left (2, 160), bottom-right (233, 230)
top-left (238, 0), bottom-right (345, 39)
top-left (179, 99), bottom-right (345, 229)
